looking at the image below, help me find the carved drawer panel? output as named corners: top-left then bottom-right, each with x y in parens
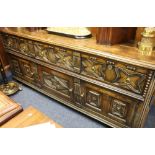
top-left (39, 66), bottom-right (74, 101)
top-left (107, 97), bottom-right (137, 125)
top-left (8, 54), bottom-right (40, 86)
top-left (19, 38), bottom-right (35, 57)
top-left (3, 34), bottom-right (19, 50)
top-left (81, 54), bottom-right (152, 96)
top-left (20, 59), bottom-right (39, 82)
top-left (34, 43), bottom-right (81, 73)
top-left (9, 56), bottom-right (23, 77)
top-left (3, 34), bottom-right (35, 57)
top-left (3, 34), bottom-right (81, 73)
top-left (46, 45), bottom-right (74, 71)
top-left (76, 81), bottom-right (140, 127)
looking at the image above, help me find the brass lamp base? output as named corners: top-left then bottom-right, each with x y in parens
top-left (0, 81), bottom-right (22, 96)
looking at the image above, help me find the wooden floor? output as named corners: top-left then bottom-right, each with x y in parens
top-left (1, 106), bottom-right (62, 128)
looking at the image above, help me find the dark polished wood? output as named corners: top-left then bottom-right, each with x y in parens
top-left (96, 27), bottom-right (137, 45)
top-left (0, 27), bottom-right (155, 128)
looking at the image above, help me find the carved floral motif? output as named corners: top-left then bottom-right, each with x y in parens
top-left (42, 71), bottom-right (71, 96)
top-left (86, 90), bottom-right (101, 110)
top-left (82, 57), bottom-right (147, 94)
top-left (111, 99), bottom-right (127, 118)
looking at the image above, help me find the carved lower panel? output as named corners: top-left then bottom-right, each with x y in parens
top-left (86, 90), bottom-right (101, 111)
top-left (109, 99), bottom-right (127, 121)
top-left (22, 63), bottom-right (34, 78)
top-left (107, 97), bottom-right (137, 125)
top-left (8, 52), bottom-right (144, 127)
top-left (42, 71), bottom-right (72, 98)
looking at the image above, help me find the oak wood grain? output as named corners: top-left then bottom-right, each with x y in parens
top-left (1, 106), bottom-right (62, 128)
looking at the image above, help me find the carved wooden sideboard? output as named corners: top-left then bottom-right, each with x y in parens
top-left (0, 28), bottom-right (155, 128)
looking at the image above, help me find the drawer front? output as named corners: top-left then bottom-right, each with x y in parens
top-left (8, 54), bottom-right (40, 87)
top-left (73, 78), bottom-right (140, 127)
top-left (2, 34), bottom-right (18, 50)
top-left (81, 54), bottom-right (153, 97)
top-left (39, 66), bottom-right (74, 101)
top-left (2, 34), bottom-right (81, 73)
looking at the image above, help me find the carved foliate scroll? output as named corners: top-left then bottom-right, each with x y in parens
top-left (43, 71), bottom-right (72, 97)
top-left (34, 43), bottom-right (49, 61)
top-left (82, 56), bottom-right (104, 79)
top-left (115, 68), bottom-right (146, 94)
top-left (44, 45), bottom-right (74, 71)
top-left (82, 56), bottom-right (147, 94)
top-left (19, 39), bottom-right (29, 55)
top-left (3, 35), bottom-right (19, 50)
top-left (52, 47), bottom-right (73, 70)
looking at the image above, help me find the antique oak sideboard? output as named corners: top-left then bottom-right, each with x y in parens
top-left (0, 28), bottom-right (155, 128)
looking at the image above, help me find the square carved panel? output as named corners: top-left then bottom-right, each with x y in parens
top-left (86, 90), bottom-right (101, 111)
top-left (111, 99), bottom-right (127, 118)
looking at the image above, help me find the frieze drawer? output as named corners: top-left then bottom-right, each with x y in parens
top-left (81, 54), bottom-right (153, 97)
top-left (2, 34), bottom-right (81, 73)
top-left (39, 66), bottom-right (74, 101)
top-left (3, 34), bottom-right (153, 98)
